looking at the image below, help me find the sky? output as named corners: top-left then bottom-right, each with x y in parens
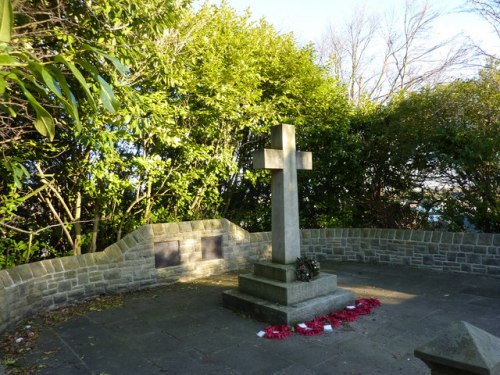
top-left (195, 0), bottom-right (498, 56)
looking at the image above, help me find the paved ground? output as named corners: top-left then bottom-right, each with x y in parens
top-left (5, 262), bottom-right (500, 374)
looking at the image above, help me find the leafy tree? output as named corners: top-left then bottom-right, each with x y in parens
top-left (0, 0), bottom-right (134, 264)
top-left (3, 0), bottom-right (496, 271)
top-left (418, 67), bottom-right (499, 232)
top-left (0, 1), bottom-right (354, 266)
top-left (349, 66), bottom-right (499, 232)
top-left (0, 0), bottom-right (185, 265)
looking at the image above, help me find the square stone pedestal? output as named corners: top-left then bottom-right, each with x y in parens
top-left (222, 261), bottom-right (354, 325)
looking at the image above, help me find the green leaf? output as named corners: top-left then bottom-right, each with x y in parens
top-left (0, 53), bottom-right (18, 65)
top-left (26, 62), bottom-right (81, 128)
top-left (0, 75), bottom-right (5, 94)
top-left (77, 59), bottom-right (121, 111)
top-left (13, 175), bottom-right (22, 189)
top-left (7, 72), bottom-right (56, 140)
top-left (19, 163), bottom-right (29, 178)
top-left (54, 54), bottom-right (97, 110)
top-left (7, 161), bottom-right (30, 189)
top-left (82, 44), bottom-right (130, 76)
top-left (77, 58), bottom-right (99, 77)
top-left (0, 0), bottom-right (12, 43)
top-left (34, 111), bottom-right (55, 141)
top-left (52, 69), bottom-right (76, 107)
top-left (40, 66), bottom-right (62, 97)
top-left (97, 75), bottom-right (119, 112)
top-left (40, 64), bottom-right (81, 125)
top-left (6, 105), bottom-right (15, 116)
top-left (23, 90), bottom-right (55, 140)
top-left (51, 68), bottom-right (80, 129)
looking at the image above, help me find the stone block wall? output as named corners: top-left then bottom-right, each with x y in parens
top-left (301, 228), bottom-right (500, 277)
top-left (0, 219), bottom-right (271, 335)
top-left (0, 225), bottom-right (156, 334)
top-left (1, 219), bottom-right (498, 335)
top-left (151, 219), bottom-right (271, 284)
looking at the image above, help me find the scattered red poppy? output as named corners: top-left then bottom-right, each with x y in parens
top-left (356, 297), bottom-right (381, 309)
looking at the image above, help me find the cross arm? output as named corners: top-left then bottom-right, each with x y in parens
top-left (253, 149), bottom-right (313, 170)
top-left (296, 151), bottom-right (312, 170)
top-left (253, 149), bottom-right (283, 169)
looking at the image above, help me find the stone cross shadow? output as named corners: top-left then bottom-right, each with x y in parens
top-left (253, 124), bottom-right (312, 264)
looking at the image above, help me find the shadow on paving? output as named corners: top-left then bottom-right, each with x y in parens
top-left (5, 263), bottom-right (500, 375)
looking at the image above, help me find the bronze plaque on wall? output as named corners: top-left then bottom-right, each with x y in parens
top-left (154, 240), bottom-right (180, 268)
top-left (201, 235), bottom-right (223, 260)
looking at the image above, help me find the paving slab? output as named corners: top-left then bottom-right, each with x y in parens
top-left (3, 262), bottom-right (500, 374)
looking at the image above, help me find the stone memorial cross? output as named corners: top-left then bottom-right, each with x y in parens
top-left (253, 124), bottom-right (312, 264)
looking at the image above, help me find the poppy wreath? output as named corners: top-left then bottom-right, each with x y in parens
top-left (356, 297), bottom-right (381, 310)
top-left (261, 297), bottom-right (381, 340)
top-left (295, 256), bottom-right (320, 282)
top-left (294, 320), bottom-right (324, 336)
top-left (313, 315), bottom-right (342, 328)
top-left (264, 325), bottom-right (292, 340)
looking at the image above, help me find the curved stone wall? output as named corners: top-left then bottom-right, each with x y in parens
top-left (0, 219), bottom-right (271, 334)
top-left (1, 220), bottom-right (498, 336)
top-left (0, 225), bottom-right (156, 335)
top-left (301, 228), bottom-right (500, 277)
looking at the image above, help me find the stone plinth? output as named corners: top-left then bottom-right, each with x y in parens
top-left (222, 261), bottom-right (354, 325)
top-left (238, 272), bottom-right (337, 305)
top-left (414, 321), bottom-right (500, 375)
top-left (223, 285), bottom-right (353, 326)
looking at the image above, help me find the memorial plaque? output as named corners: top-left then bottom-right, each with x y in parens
top-left (201, 235), bottom-right (223, 260)
top-left (154, 240), bottom-right (180, 268)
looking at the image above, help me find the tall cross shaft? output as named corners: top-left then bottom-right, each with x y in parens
top-left (253, 124), bottom-right (312, 264)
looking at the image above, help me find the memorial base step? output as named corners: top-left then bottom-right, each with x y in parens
top-left (222, 287), bottom-right (355, 326)
top-left (238, 272), bottom-right (338, 305)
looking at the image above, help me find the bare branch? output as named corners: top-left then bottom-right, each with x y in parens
top-left (319, 0), bottom-right (480, 103)
top-left (0, 220), bottom-right (95, 236)
top-left (467, 0), bottom-right (500, 38)
top-left (35, 163), bottom-right (75, 221)
top-left (40, 193), bottom-right (75, 248)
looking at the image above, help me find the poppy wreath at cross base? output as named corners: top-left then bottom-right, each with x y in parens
top-left (262, 297), bottom-right (381, 340)
top-left (295, 256), bottom-right (320, 282)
